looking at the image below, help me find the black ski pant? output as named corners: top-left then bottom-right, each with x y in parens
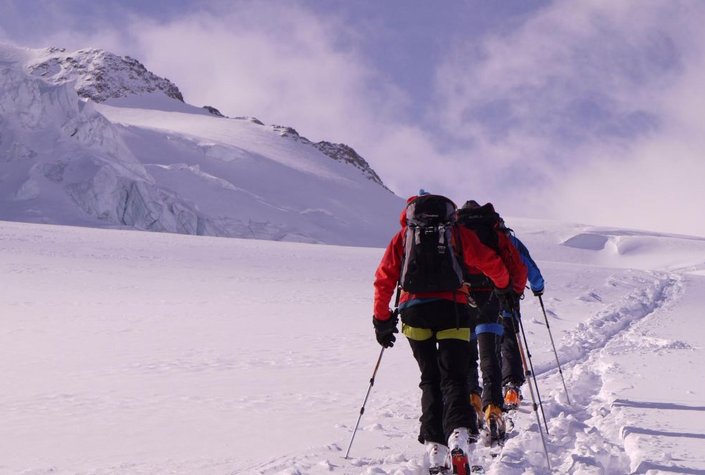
top-left (501, 308), bottom-right (525, 387)
top-left (467, 290), bottom-right (504, 409)
top-left (400, 300), bottom-right (475, 445)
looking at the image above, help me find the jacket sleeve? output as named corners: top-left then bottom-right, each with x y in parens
top-left (500, 233), bottom-right (528, 294)
top-left (458, 227), bottom-right (510, 290)
top-left (511, 235), bottom-right (544, 293)
top-left (373, 231), bottom-right (404, 320)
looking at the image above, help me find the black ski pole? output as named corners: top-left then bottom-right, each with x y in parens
top-left (513, 310), bottom-right (549, 434)
top-left (512, 311), bottom-right (552, 472)
top-left (344, 285), bottom-right (401, 459)
top-left (538, 295), bottom-right (571, 405)
top-left (344, 346), bottom-right (385, 459)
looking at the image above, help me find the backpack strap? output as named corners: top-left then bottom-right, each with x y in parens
top-left (452, 224), bottom-right (464, 330)
top-left (452, 223), bottom-right (465, 278)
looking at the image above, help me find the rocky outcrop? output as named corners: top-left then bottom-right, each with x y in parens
top-left (271, 125), bottom-right (389, 190)
top-left (313, 141), bottom-right (388, 191)
top-left (27, 47), bottom-right (184, 103)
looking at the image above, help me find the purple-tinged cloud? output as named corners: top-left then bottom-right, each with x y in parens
top-left (431, 0), bottom-right (705, 236)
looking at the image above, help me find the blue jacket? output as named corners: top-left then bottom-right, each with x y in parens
top-left (509, 235), bottom-right (544, 294)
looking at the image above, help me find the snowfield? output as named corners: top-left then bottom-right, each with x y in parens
top-left (1, 218), bottom-right (705, 475)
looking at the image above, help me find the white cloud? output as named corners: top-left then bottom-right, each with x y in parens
top-left (430, 0), bottom-right (705, 236)
top-left (111, 3), bottom-right (485, 208)
top-left (121, 4), bottom-right (409, 144)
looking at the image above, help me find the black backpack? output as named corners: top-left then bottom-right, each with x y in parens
top-left (456, 202), bottom-right (505, 253)
top-left (400, 194), bottom-right (464, 293)
top-left (456, 201), bottom-right (512, 288)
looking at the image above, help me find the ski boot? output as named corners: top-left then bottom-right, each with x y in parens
top-left (484, 404), bottom-right (506, 445)
top-left (503, 384), bottom-right (522, 411)
top-left (448, 427), bottom-right (472, 475)
top-left (426, 441), bottom-right (450, 474)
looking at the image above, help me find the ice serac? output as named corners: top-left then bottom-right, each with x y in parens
top-left (0, 44), bottom-right (403, 246)
top-left (0, 55), bottom-right (211, 235)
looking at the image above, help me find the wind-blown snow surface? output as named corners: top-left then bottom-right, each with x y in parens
top-left (0, 44), bottom-right (402, 246)
top-left (2, 218), bottom-right (705, 475)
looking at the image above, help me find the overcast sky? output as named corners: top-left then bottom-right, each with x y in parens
top-left (2, 0), bottom-right (705, 237)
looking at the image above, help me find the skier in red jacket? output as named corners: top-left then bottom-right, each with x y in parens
top-left (458, 201), bottom-right (528, 443)
top-left (372, 193), bottom-right (516, 471)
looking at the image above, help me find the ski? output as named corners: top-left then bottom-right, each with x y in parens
top-left (505, 414), bottom-right (515, 433)
top-left (424, 449), bottom-right (484, 475)
top-left (478, 412), bottom-right (512, 461)
top-left (427, 465), bottom-right (485, 475)
top-left (428, 467), bottom-right (447, 474)
top-left (482, 425), bottom-right (507, 448)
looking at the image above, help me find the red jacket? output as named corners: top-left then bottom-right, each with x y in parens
top-left (464, 231), bottom-right (528, 295)
top-left (373, 224), bottom-right (511, 320)
top-left (498, 232), bottom-right (528, 294)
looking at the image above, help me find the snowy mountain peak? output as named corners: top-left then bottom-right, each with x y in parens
top-left (0, 43), bottom-right (402, 246)
top-left (22, 46), bottom-right (389, 190)
top-left (26, 47), bottom-right (184, 103)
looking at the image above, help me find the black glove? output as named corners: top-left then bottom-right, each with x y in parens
top-left (373, 312), bottom-right (399, 348)
top-left (532, 287), bottom-right (544, 297)
top-left (495, 286), bottom-right (519, 313)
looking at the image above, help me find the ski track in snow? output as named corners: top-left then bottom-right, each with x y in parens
top-left (535, 272), bottom-right (683, 474)
top-left (538, 271), bottom-right (681, 377)
top-left (248, 271), bottom-right (687, 475)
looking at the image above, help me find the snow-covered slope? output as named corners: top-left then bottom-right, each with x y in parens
top-left (0, 44), bottom-right (402, 246)
top-left (2, 218), bottom-right (704, 474)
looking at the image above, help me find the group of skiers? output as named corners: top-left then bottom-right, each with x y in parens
top-left (371, 191), bottom-right (545, 474)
